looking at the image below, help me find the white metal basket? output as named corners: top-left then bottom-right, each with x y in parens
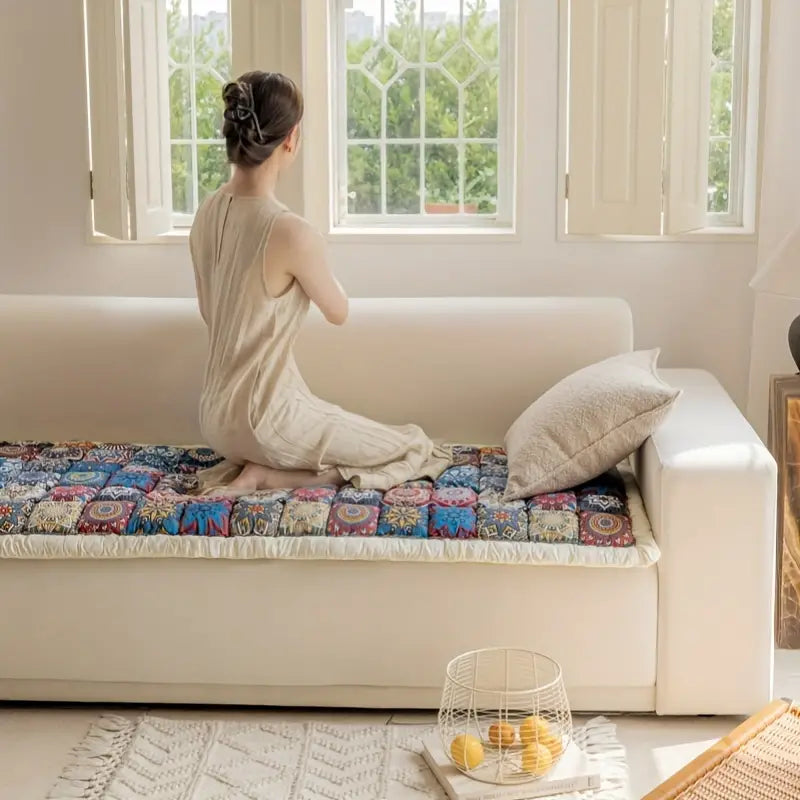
top-left (438, 648), bottom-right (573, 785)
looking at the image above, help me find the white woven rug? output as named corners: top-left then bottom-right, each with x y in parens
top-left (48, 715), bottom-right (629, 800)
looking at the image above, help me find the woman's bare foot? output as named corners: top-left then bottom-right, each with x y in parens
top-left (226, 462), bottom-right (344, 493)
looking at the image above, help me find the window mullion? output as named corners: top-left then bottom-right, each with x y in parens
top-left (420, 0), bottom-right (426, 215)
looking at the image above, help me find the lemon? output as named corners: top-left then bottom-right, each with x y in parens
top-left (488, 722), bottom-right (515, 748)
top-left (540, 733), bottom-right (563, 760)
top-left (450, 734), bottom-right (485, 769)
top-left (521, 742), bottom-right (553, 776)
top-left (519, 715), bottom-right (551, 744)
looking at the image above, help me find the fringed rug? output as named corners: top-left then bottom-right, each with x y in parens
top-left (49, 715), bottom-right (629, 799)
top-left (644, 699), bottom-right (800, 800)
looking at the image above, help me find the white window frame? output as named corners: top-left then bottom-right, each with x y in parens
top-left (556, 0), bottom-right (762, 242)
top-left (167, 0), bottom-right (232, 229)
top-left (328, 0), bottom-right (518, 231)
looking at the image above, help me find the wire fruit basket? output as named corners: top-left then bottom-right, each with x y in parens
top-left (438, 648), bottom-right (573, 785)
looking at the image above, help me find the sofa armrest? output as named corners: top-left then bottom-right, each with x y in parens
top-left (633, 369), bottom-right (777, 715)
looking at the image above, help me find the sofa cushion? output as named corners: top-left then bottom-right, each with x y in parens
top-left (504, 349), bottom-right (680, 499)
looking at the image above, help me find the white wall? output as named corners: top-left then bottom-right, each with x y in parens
top-left (0, 0), bottom-right (758, 408)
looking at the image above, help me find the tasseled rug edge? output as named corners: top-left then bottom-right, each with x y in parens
top-left (47, 714), bottom-right (136, 799)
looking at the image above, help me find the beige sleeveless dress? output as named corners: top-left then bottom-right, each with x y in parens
top-left (189, 190), bottom-right (450, 490)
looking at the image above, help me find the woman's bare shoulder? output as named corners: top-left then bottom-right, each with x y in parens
top-left (270, 213), bottom-right (325, 260)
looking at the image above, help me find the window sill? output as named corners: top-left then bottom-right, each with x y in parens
top-left (324, 226), bottom-right (520, 244)
top-left (558, 226), bottom-right (756, 243)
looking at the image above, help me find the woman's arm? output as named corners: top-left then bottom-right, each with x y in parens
top-left (266, 214), bottom-right (349, 325)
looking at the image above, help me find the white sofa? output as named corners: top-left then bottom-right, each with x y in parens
top-left (0, 295), bottom-right (776, 715)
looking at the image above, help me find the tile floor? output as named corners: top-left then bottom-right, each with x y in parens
top-left (1, 650), bottom-right (798, 800)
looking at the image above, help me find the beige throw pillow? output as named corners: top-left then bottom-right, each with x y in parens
top-left (504, 349), bottom-right (680, 500)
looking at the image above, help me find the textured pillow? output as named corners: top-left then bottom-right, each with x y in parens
top-left (504, 349), bottom-right (680, 499)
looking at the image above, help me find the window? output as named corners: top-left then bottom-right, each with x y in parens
top-left (332, 0), bottom-right (516, 228)
top-left (708, 0), bottom-right (747, 220)
top-left (166, 0), bottom-right (232, 226)
top-left (564, 0), bottom-right (759, 236)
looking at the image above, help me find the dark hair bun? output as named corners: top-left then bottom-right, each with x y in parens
top-left (222, 72), bottom-right (304, 168)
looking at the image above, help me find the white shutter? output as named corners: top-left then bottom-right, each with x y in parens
top-left (85, 0), bottom-right (129, 240)
top-left (231, 0), bottom-right (305, 213)
top-left (567, 0), bottom-right (667, 235)
top-left (124, 0), bottom-right (173, 239)
top-left (664, 0), bottom-right (714, 234)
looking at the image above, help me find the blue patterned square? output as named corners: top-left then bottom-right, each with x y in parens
top-left (578, 493), bottom-right (627, 514)
top-left (60, 467), bottom-right (112, 489)
top-left (129, 446), bottom-right (183, 473)
top-left (435, 465), bottom-right (480, 493)
top-left (481, 462), bottom-right (508, 479)
top-left (0, 500), bottom-right (34, 534)
top-left (230, 498), bottom-right (283, 537)
top-left (85, 445), bottom-right (138, 465)
top-left (377, 503), bottom-right (429, 538)
top-left (16, 471), bottom-right (60, 489)
top-left (23, 458), bottom-right (72, 475)
top-left (180, 500), bottom-right (232, 537)
top-left (477, 504), bottom-right (528, 542)
top-left (126, 496), bottom-right (186, 536)
top-left (429, 504), bottom-right (478, 539)
top-left (479, 475), bottom-right (507, 495)
top-left (0, 459), bottom-right (23, 485)
top-left (107, 469), bottom-right (161, 493)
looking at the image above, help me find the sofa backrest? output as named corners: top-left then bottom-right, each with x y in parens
top-left (0, 295), bottom-right (632, 445)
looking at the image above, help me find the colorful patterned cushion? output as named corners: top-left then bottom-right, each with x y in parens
top-left (0, 459), bottom-right (23, 484)
top-left (479, 489), bottom-right (525, 509)
top-left (0, 500), bottom-right (34, 534)
top-left (107, 469), bottom-right (161, 493)
top-left (39, 445), bottom-right (86, 462)
top-left (477, 504), bottom-right (528, 542)
top-left (431, 487), bottom-right (477, 508)
top-left (579, 494), bottom-right (627, 514)
top-left (0, 443), bottom-right (40, 460)
top-left (479, 446), bottom-right (506, 461)
top-left (479, 475), bottom-right (507, 495)
top-left (230, 498), bottom-right (283, 537)
top-left (377, 503), bottom-right (428, 538)
top-left (528, 492), bottom-right (578, 512)
top-left (335, 486), bottom-right (383, 506)
top-left (481, 452), bottom-right (508, 467)
top-left (128, 446), bottom-right (183, 473)
top-left (290, 486), bottom-right (337, 504)
top-left (85, 445), bottom-right (139, 464)
top-left (178, 447), bottom-right (224, 473)
top-left (27, 500), bottom-right (84, 535)
top-left (240, 489), bottom-right (291, 503)
top-left (429, 504), bottom-right (478, 539)
top-left (126, 496), bottom-right (186, 536)
top-left (435, 465), bottom-right (480, 492)
top-left (577, 470), bottom-right (626, 499)
top-left (327, 503), bottom-right (380, 537)
top-left (383, 485), bottom-right (432, 507)
top-left (0, 483), bottom-right (49, 502)
top-left (529, 509), bottom-right (579, 544)
top-left (95, 485), bottom-right (144, 503)
top-left (60, 468), bottom-right (112, 489)
top-left (23, 458), bottom-right (72, 475)
top-left (451, 445), bottom-right (480, 467)
top-left (579, 512), bottom-right (634, 547)
top-left (403, 480), bottom-right (433, 489)
top-left (72, 461), bottom-right (122, 474)
top-left (154, 473), bottom-right (201, 496)
top-left (48, 486), bottom-right (98, 503)
top-left (16, 471), bottom-right (60, 489)
top-left (180, 500), bottom-right (232, 537)
top-left (481, 462), bottom-right (508, 479)
top-left (78, 500), bottom-right (137, 535)
top-left (279, 500), bottom-right (330, 537)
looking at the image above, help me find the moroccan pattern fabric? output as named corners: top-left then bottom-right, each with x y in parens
top-left (0, 442), bottom-right (635, 547)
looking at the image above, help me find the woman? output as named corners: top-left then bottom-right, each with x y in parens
top-left (190, 71), bottom-right (449, 493)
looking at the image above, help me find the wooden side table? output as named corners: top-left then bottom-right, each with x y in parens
top-left (769, 375), bottom-right (800, 649)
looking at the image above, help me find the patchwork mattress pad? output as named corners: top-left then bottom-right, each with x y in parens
top-left (0, 442), bottom-right (658, 567)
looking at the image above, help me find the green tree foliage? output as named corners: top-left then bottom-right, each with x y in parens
top-left (167, 0), bottom-right (231, 214)
top-left (346, 0), bottom-right (500, 215)
top-left (708, 0), bottom-right (734, 213)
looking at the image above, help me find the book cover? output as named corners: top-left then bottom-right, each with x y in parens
top-left (422, 735), bottom-right (601, 800)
